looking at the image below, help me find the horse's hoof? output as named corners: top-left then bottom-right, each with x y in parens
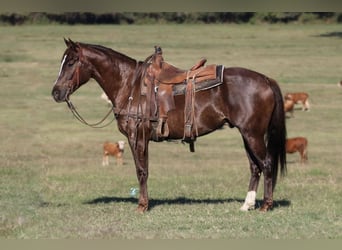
top-left (240, 204), bottom-right (255, 211)
top-left (259, 204), bottom-right (273, 212)
top-left (136, 209), bottom-right (144, 214)
top-left (136, 205), bottom-right (148, 214)
top-left (259, 207), bottom-right (268, 212)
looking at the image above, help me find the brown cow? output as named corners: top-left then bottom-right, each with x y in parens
top-left (284, 99), bottom-right (295, 117)
top-left (286, 137), bottom-right (308, 164)
top-left (284, 92), bottom-right (310, 111)
top-left (102, 140), bottom-right (125, 166)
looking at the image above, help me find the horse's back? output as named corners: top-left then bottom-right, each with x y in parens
top-left (223, 67), bottom-right (277, 95)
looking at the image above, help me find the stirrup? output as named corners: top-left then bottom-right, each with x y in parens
top-left (182, 124), bottom-right (196, 153)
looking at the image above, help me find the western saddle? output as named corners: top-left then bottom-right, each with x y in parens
top-left (142, 46), bottom-right (223, 152)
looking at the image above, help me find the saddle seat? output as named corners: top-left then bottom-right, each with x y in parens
top-left (156, 58), bottom-right (216, 85)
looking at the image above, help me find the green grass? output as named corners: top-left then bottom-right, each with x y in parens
top-left (0, 23), bottom-right (341, 239)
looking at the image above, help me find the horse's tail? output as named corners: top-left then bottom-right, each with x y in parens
top-left (267, 78), bottom-right (287, 191)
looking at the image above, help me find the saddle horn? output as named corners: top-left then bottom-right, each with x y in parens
top-left (154, 46), bottom-right (162, 54)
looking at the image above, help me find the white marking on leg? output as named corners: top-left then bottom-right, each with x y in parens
top-left (240, 191), bottom-right (256, 211)
top-left (54, 54), bottom-right (67, 85)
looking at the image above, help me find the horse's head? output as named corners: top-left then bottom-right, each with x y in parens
top-left (52, 38), bottom-right (92, 103)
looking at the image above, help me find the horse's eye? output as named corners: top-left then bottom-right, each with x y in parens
top-left (67, 57), bottom-right (78, 67)
top-left (67, 60), bottom-right (75, 67)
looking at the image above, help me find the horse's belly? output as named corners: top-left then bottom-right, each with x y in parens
top-left (166, 104), bottom-right (227, 140)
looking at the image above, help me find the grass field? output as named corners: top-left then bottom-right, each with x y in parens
top-left (0, 23), bottom-right (341, 239)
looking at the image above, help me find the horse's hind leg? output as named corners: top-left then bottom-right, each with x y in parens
top-left (240, 138), bottom-right (262, 211)
top-left (240, 134), bottom-right (274, 212)
top-left (259, 157), bottom-right (274, 212)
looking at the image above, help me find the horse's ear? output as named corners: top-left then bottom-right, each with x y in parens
top-left (64, 38), bottom-right (79, 49)
top-left (64, 37), bottom-right (71, 47)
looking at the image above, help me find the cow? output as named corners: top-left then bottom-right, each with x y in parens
top-left (286, 137), bottom-right (308, 164)
top-left (284, 99), bottom-right (295, 118)
top-left (284, 92), bottom-right (310, 111)
top-left (102, 140), bottom-right (125, 166)
top-left (338, 80), bottom-right (342, 88)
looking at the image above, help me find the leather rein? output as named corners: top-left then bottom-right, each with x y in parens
top-left (66, 98), bottom-right (115, 128)
top-left (64, 50), bottom-right (144, 129)
top-left (65, 52), bottom-right (116, 128)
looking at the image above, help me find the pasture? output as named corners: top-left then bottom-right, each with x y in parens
top-left (0, 23), bottom-right (341, 239)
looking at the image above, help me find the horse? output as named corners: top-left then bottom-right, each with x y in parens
top-left (51, 39), bottom-right (287, 213)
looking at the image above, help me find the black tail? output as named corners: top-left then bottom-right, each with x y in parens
top-left (267, 78), bottom-right (287, 191)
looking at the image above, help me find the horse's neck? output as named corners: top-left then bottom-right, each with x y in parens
top-left (87, 51), bottom-right (138, 108)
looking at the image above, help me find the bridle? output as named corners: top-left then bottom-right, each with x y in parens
top-left (63, 47), bottom-right (144, 130)
top-left (64, 48), bottom-right (116, 128)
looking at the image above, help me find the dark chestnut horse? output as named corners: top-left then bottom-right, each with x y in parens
top-left (52, 39), bottom-right (286, 212)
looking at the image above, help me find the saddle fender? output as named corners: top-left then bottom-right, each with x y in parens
top-left (157, 84), bottom-right (176, 118)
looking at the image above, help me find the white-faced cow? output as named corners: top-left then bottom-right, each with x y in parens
top-left (102, 141), bottom-right (125, 166)
top-left (284, 92), bottom-right (310, 111)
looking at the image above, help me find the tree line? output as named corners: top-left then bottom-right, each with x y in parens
top-left (1, 12), bottom-right (341, 25)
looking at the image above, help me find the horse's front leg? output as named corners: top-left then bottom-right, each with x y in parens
top-left (127, 130), bottom-right (150, 213)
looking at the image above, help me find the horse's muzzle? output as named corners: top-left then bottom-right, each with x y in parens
top-left (52, 86), bottom-right (69, 103)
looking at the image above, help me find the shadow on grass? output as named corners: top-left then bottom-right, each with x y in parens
top-left (316, 31), bottom-right (342, 38)
top-left (84, 196), bottom-right (291, 211)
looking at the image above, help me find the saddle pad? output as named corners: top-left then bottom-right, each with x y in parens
top-left (172, 65), bottom-right (224, 96)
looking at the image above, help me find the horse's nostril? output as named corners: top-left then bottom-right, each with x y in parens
top-left (52, 89), bottom-right (60, 101)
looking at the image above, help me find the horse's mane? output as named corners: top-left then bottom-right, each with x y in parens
top-left (79, 42), bottom-right (137, 64)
